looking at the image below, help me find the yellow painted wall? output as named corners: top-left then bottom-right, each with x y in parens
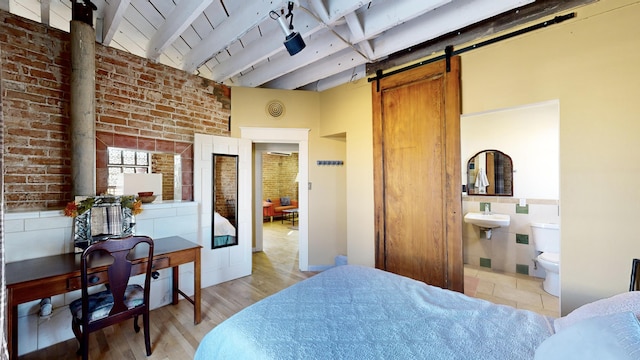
top-left (233, 0), bottom-right (640, 313)
top-left (230, 87), bottom-right (347, 267)
top-left (462, 0), bottom-right (640, 314)
top-left (318, 80), bottom-right (374, 267)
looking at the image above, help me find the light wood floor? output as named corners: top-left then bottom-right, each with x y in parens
top-left (20, 221), bottom-right (558, 359)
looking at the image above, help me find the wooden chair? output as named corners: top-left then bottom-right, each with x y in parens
top-left (630, 258), bottom-right (640, 291)
top-left (69, 235), bottom-right (154, 359)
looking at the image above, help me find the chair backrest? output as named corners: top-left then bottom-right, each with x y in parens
top-left (630, 258), bottom-right (640, 291)
top-left (79, 235), bottom-right (154, 329)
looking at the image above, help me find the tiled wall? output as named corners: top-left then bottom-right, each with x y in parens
top-left (462, 196), bottom-right (560, 278)
top-left (5, 201), bottom-right (198, 356)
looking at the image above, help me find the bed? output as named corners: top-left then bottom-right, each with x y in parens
top-left (195, 265), bottom-right (640, 360)
top-left (212, 211), bottom-right (236, 248)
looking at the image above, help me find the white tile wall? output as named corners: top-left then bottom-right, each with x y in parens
top-left (463, 197), bottom-right (560, 279)
top-left (6, 201), bottom-right (199, 356)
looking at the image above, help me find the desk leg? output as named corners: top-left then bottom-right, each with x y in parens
top-left (8, 291), bottom-right (17, 360)
top-left (172, 266), bottom-right (179, 305)
top-left (170, 250), bottom-right (201, 325)
top-left (194, 249), bottom-right (201, 324)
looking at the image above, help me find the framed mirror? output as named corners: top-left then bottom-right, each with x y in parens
top-left (467, 150), bottom-right (513, 196)
top-left (212, 154), bottom-right (238, 249)
top-left (106, 147), bottom-right (182, 201)
top-left (73, 196), bottom-right (139, 252)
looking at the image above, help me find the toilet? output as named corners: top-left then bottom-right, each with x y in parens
top-left (531, 223), bottom-right (560, 296)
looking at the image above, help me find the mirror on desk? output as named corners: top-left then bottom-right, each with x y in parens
top-left (466, 150), bottom-right (513, 196)
top-left (211, 154), bottom-right (238, 249)
top-left (73, 196), bottom-right (137, 252)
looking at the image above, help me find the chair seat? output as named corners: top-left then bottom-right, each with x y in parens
top-left (70, 284), bottom-right (144, 322)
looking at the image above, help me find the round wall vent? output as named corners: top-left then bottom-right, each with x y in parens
top-left (265, 100), bottom-right (285, 118)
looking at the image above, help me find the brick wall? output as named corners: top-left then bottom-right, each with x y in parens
top-left (151, 153), bottom-right (175, 200)
top-left (0, 11), bottom-right (231, 210)
top-left (262, 153), bottom-right (299, 202)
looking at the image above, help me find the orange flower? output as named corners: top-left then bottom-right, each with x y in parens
top-left (132, 199), bottom-right (143, 215)
top-left (64, 202), bottom-right (78, 217)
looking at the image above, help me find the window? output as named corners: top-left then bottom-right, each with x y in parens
top-left (107, 148), bottom-right (150, 194)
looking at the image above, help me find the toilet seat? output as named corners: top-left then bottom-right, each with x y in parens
top-left (538, 252), bottom-right (559, 264)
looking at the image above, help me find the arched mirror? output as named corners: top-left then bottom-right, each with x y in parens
top-left (467, 150), bottom-right (513, 196)
top-left (212, 154), bottom-right (238, 249)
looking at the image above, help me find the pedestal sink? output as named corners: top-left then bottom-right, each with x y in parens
top-left (464, 212), bottom-right (510, 239)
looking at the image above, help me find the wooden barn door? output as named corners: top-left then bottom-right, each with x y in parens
top-left (373, 57), bottom-right (463, 292)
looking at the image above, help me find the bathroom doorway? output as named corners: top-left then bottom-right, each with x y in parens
top-left (460, 100), bottom-right (560, 314)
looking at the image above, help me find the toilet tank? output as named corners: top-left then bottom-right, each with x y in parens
top-left (531, 223), bottom-right (560, 253)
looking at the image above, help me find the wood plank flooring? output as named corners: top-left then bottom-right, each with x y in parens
top-left (20, 221), bottom-right (557, 359)
top-left (20, 221), bottom-right (315, 360)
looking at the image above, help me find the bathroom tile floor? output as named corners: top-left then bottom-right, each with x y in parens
top-left (464, 264), bottom-right (560, 318)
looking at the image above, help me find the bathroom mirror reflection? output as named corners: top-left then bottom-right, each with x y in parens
top-left (467, 150), bottom-right (513, 196)
top-left (212, 154), bottom-right (238, 249)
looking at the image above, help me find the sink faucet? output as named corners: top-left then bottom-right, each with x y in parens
top-left (483, 204), bottom-right (490, 215)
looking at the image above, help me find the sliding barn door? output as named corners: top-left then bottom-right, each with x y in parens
top-left (373, 57), bottom-right (463, 292)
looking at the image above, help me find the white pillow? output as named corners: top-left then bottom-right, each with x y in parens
top-left (536, 311), bottom-right (640, 360)
top-left (554, 291), bottom-right (640, 333)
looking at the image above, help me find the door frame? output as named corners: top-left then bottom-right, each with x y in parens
top-left (241, 127), bottom-right (310, 271)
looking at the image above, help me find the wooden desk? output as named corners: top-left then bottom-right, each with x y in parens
top-left (5, 236), bottom-right (202, 359)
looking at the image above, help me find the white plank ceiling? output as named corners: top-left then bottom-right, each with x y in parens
top-left (5, 0), bottom-right (534, 91)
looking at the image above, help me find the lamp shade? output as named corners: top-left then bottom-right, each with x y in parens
top-left (284, 32), bottom-right (305, 56)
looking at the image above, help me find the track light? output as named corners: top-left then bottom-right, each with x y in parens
top-left (270, 2), bottom-right (306, 56)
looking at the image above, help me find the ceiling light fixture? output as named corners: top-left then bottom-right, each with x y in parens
top-left (270, 2), bottom-right (306, 56)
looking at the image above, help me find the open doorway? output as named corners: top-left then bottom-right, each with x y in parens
top-left (241, 127), bottom-right (310, 272)
top-left (257, 146), bottom-right (300, 271)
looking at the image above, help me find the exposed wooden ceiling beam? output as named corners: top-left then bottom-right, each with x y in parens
top-left (348, 0), bottom-right (452, 43)
top-left (264, 47), bottom-right (367, 89)
top-left (307, 0), bottom-right (376, 24)
top-left (102, 0), bottom-right (130, 46)
top-left (147, 0), bottom-right (213, 60)
top-left (182, 0), bottom-right (287, 73)
top-left (367, 0), bottom-right (598, 75)
top-left (239, 0), bottom-right (532, 89)
top-left (234, 25), bottom-right (359, 87)
top-left (369, 0), bottom-right (533, 58)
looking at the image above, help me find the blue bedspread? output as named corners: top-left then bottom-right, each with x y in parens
top-left (195, 265), bottom-right (554, 359)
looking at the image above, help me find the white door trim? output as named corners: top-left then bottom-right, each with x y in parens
top-left (241, 127), bottom-right (310, 271)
